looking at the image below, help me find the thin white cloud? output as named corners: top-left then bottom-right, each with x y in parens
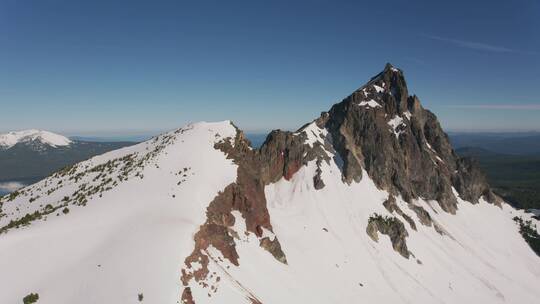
top-left (450, 104), bottom-right (540, 110)
top-left (424, 35), bottom-right (536, 54)
top-left (0, 181), bottom-right (25, 192)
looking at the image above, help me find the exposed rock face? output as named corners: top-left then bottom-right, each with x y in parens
top-left (367, 214), bottom-right (410, 258)
top-left (180, 63), bottom-right (501, 302)
top-left (453, 157), bottom-right (499, 205)
top-left (260, 237), bottom-right (287, 264)
top-left (181, 128), bottom-right (327, 298)
top-left (408, 204), bottom-right (433, 227)
top-left (313, 158), bottom-right (326, 190)
top-left (181, 287), bottom-right (195, 304)
top-left (383, 195), bottom-right (417, 231)
top-left (322, 63), bottom-right (497, 213)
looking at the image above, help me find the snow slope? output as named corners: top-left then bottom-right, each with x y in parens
top-left (0, 121), bottom-right (238, 303)
top-left (262, 162), bottom-right (540, 303)
top-left (0, 120), bottom-right (539, 304)
top-left (181, 127), bottom-right (540, 303)
top-left (0, 129), bottom-right (72, 149)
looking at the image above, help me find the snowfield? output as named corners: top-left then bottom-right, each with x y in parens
top-left (0, 121), bottom-right (539, 304)
top-left (263, 162), bottom-right (540, 303)
top-left (358, 99), bottom-right (382, 108)
top-left (0, 121), bottom-right (238, 303)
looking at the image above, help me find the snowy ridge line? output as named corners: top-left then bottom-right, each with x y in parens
top-left (0, 121), bottom-right (239, 304)
top-left (0, 64), bottom-right (539, 304)
top-left (0, 122), bottom-right (229, 233)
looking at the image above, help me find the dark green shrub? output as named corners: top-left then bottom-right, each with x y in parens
top-left (8, 191), bottom-right (20, 201)
top-left (514, 216), bottom-right (540, 256)
top-left (1, 211), bottom-right (42, 233)
top-left (23, 293), bottom-right (39, 304)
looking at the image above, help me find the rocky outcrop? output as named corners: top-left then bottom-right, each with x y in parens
top-left (181, 287), bottom-right (195, 304)
top-left (260, 237), bottom-right (288, 264)
top-left (453, 157), bottom-right (499, 205)
top-left (322, 63), bottom-right (496, 213)
top-left (181, 126), bottom-right (328, 300)
top-left (313, 158), bottom-right (326, 190)
top-left (382, 195), bottom-right (417, 231)
top-left (367, 213), bottom-right (410, 258)
top-left (408, 204), bottom-right (433, 227)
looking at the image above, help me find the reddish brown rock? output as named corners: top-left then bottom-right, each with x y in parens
top-left (181, 287), bottom-right (195, 304)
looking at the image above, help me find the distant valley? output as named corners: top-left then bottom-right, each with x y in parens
top-left (446, 132), bottom-right (540, 211)
top-left (450, 132), bottom-right (540, 155)
top-left (0, 130), bottom-right (135, 193)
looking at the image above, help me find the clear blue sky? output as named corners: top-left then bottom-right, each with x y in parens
top-left (1, 0), bottom-right (539, 136)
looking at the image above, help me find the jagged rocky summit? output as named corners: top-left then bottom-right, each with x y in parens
top-left (0, 64), bottom-right (538, 304)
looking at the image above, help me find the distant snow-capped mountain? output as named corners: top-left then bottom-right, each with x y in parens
top-left (0, 130), bottom-right (134, 185)
top-left (0, 64), bottom-right (539, 304)
top-left (0, 129), bottom-right (72, 150)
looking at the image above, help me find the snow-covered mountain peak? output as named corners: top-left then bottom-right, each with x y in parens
top-left (0, 129), bottom-right (72, 149)
top-left (1, 69), bottom-right (539, 304)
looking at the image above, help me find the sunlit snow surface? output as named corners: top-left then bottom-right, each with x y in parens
top-left (299, 122), bottom-right (329, 148)
top-left (373, 84), bottom-right (385, 93)
top-left (196, 125), bottom-right (540, 303)
top-left (0, 121), bottom-right (539, 304)
top-left (388, 115), bottom-right (406, 138)
top-left (262, 163), bottom-right (540, 303)
top-left (358, 99), bottom-right (382, 108)
top-left (0, 121), bottom-right (238, 303)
